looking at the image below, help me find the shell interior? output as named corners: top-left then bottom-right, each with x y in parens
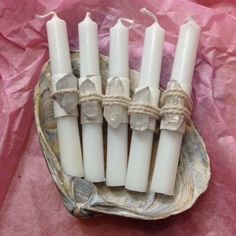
top-left (34, 51), bottom-right (210, 220)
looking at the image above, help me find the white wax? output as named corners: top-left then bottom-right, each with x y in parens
top-left (139, 21), bottom-right (165, 88)
top-left (109, 19), bottom-right (129, 77)
top-left (78, 12), bottom-right (100, 77)
top-left (125, 18), bottom-right (164, 192)
top-left (46, 13), bottom-right (84, 177)
top-left (57, 117), bottom-right (84, 177)
top-left (106, 19), bottom-right (130, 186)
top-left (78, 12), bottom-right (105, 182)
top-left (82, 124), bottom-right (104, 182)
top-left (151, 18), bottom-right (201, 195)
top-left (170, 18), bottom-right (201, 94)
top-left (106, 124), bottom-right (128, 186)
top-left (151, 131), bottom-right (183, 195)
top-left (125, 130), bottom-right (153, 192)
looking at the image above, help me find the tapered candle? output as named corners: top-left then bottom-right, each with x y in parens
top-left (39, 12), bottom-right (84, 177)
top-left (151, 18), bottom-right (201, 195)
top-left (125, 9), bottom-right (165, 192)
top-left (106, 18), bottom-right (133, 186)
top-left (78, 12), bottom-right (105, 182)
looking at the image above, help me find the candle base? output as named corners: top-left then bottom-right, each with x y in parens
top-left (82, 123), bottom-right (105, 182)
top-left (150, 130), bottom-right (183, 195)
top-left (57, 117), bottom-right (84, 177)
top-left (125, 130), bottom-right (154, 192)
top-left (106, 124), bottom-right (128, 186)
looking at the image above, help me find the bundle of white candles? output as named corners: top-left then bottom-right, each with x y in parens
top-left (38, 8), bottom-right (200, 196)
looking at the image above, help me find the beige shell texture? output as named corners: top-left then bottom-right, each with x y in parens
top-left (34, 51), bottom-right (211, 220)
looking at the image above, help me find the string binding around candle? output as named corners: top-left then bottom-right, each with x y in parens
top-left (160, 81), bottom-right (193, 122)
top-left (49, 73), bottom-right (80, 116)
top-left (51, 88), bottom-right (80, 116)
top-left (128, 102), bottom-right (160, 119)
top-left (51, 88), bottom-right (80, 99)
top-left (161, 88), bottom-right (192, 110)
top-left (78, 74), bottom-right (103, 104)
top-left (102, 95), bottom-right (131, 108)
top-left (103, 75), bottom-right (132, 108)
top-left (79, 93), bottom-right (103, 104)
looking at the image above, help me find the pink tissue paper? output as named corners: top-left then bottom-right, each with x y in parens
top-left (0, 0), bottom-right (236, 235)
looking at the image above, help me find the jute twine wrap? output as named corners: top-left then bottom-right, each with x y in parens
top-left (79, 93), bottom-right (103, 104)
top-left (102, 95), bottom-right (131, 108)
top-left (160, 88), bottom-right (193, 122)
top-left (128, 102), bottom-right (160, 119)
top-left (51, 88), bottom-right (80, 100)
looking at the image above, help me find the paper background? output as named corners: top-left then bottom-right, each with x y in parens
top-left (0, 0), bottom-right (236, 235)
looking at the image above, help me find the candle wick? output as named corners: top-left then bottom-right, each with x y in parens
top-left (186, 15), bottom-right (194, 22)
top-left (140, 7), bottom-right (157, 22)
top-left (35, 11), bottom-right (57, 19)
top-left (85, 12), bottom-right (92, 18)
top-left (184, 15), bottom-right (199, 28)
top-left (119, 18), bottom-right (135, 27)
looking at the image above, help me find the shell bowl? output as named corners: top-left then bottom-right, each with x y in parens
top-left (34, 51), bottom-right (210, 220)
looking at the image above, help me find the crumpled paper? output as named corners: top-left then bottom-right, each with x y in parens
top-left (0, 0), bottom-right (236, 235)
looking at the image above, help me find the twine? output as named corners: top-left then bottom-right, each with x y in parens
top-left (79, 93), bottom-right (103, 104)
top-left (160, 87), bottom-right (192, 122)
top-left (51, 88), bottom-right (79, 100)
top-left (128, 102), bottom-right (160, 119)
top-left (161, 88), bottom-right (192, 110)
top-left (102, 95), bottom-right (131, 108)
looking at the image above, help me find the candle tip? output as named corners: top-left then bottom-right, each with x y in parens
top-left (35, 11), bottom-right (57, 20)
top-left (140, 7), bottom-right (157, 22)
top-left (118, 18), bottom-right (135, 27)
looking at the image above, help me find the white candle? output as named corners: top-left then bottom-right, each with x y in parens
top-left (78, 12), bottom-right (105, 182)
top-left (150, 18), bottom-right (201, 195)
top-left (125, 9), bottom-right (165, 192)
top-left (106, 18), bottom-right (133, 186)
top-left (40, 12), bottom-right (84, 177)
top-left (109, 18), bottom-right (130, 77)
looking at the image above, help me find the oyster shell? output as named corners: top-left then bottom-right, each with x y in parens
top-left (34, 51), bottom-right (210, 220)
